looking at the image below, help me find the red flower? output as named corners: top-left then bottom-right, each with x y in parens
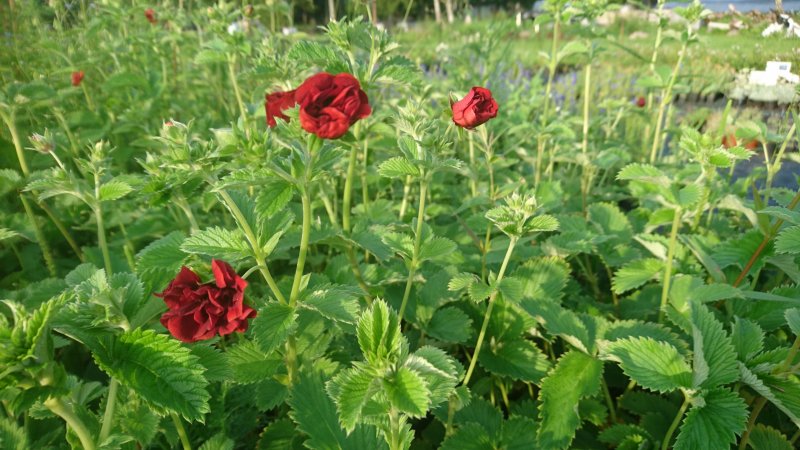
top-left (156, 259), bottom-right (256, 343)
top-left (451, 87), bottom-right (498, 129)
top-left (294, 73), bottom-right (371, 139)
top-left (636, 96), bottom-right (646, 108)
top-left (71, 71), bottom-right (84, 87)
top-left (265, 89), bottom-right (297, 128)
top-left (145, 8), bottom-right (157, 24)
top-left (721, 134), bottom-right (737, 149)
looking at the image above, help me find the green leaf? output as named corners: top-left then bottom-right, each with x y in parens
top-left (775, 226), bottom-right (800, 254)
top-left (747, 424), bottom-right (794, 450)
top-left (605, 337), bottom-right (692, 393)
top-left (356, 299), bottom-right (403, 366)
top-left (256, 419), bottom-right (299, 450)
top-left (288, 373), bottom-right (346, 450)
top-left (739, 364), bottom-right (800, 426)
top-left (525, 215), bottom-right (560, 234)
top-left (0, 417), bottom-right (27, 450)
top-left (198, 434), bottom-right (234, 450)
top-left (690, 303), bottom-right (739, 389)
top-left (617, 163), bottom-right (671, 188)
top-left (301, 284), bottom-right (360, 324)
top-left (406, 346), bottom-right (460, 406)
top-left (440, 423), bottom-right (492, 450)
top-left (448, 273), bottom-right (478, 292)
top-left (181, 227), bottom-right (251, 261)
top-left (384, 366), bottom-right (430, 417)
top-left (537, 351), bottom-right (603, 449)
top-left (378, 157), bottom-right (420, 178)
top-left (612, 258), bottom-right (663, 294)
top-left (468, 281), bottom-right (494, 303)
top-left (731, 317), bottom-right (764, 362)
top-left (427, 307), bottom-right (472, 343)
top-left (226, 341), bottom-right (281, 385)
top-left (604, 320), bottom-right (689, 356)
top-left (256, 181), bottom-right (294, 219)
top-left (90, 329), bottom-right (210, 421)
top-left (0, 227), bottom-right (21, 242)
top-left (418, 236), bottom-right (457, 263)
top-left (189, 345), bottom-right (231, 382)
top-left (98, 180), bottom-right (133, 202)
top-left (677, 185), bottom-right (702, 208)
top-left (759, 206), bottom-right (800, 225)
top-left (327, 365), bottom-right (378, 433)
top-left (135, 232), bottom-right (187, 288)
top-left (786, 308), bottom-right (800, 335)
top-left (252, 302), bottom-right (297, 355)
top-left (673, 388), bottom-right (748, 450)
top-left (480, 338), bottom-right (551, 383)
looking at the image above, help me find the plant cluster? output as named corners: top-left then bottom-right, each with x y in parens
top-left (1, 2), bottom-right (800, 450)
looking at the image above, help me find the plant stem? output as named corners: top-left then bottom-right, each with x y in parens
top-left (462, 236), bottom-right (517, 386)
top-left (398, 175), bottom-right (411, 219)
top-left (1, 110), bottom-right (30, 176)
top-left (227, 54), bottom-right (247, 127)
top-left (468, 132), bottom-right (477, 198)
top-left (218, 189), bottom-right (286, 303)
top-left (289, 188), bottom-right (312, 307)
top-left (342, 145), bottom-right (370, 296)
top-left (662, 390), bottom-right (690, 450)
top-left (649, 39), bottom-right (687, 163)
top-left (733, 188), bottom-right (800, 287)
top-left (98, 379), bottom-right (119, 442)
top-left (387, 408), bottom-right (404, 450)
top-left (581, 63), bottom-right (591, 156)
top-left (94, 172), bottom-right (113, 276)
top-left (659, 207), bottom-right (681, 323)
top-left (45, 397), bottom-right (96, 450)
top-left (171, 413), bottom-right (192, 450)
top-left (19, 192), bottom-right (57, 277)
top-left (601, 378), bottom-right (617, 424)
top-left (398, 178), bottom-right (428, 321)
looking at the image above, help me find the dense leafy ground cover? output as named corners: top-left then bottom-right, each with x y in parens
top-left (2, 1), bottom-right (800, 450)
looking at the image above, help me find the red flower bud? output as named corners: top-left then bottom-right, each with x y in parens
top-left (636, 96), bottom-right (646, 108)
top-left (265, 89), bottom-right (297, 128)
top-left (451, 87), bottom-right (498, 129)
top-left (71, 71), bottom-right (84, 87)
top-left (145, 8), bottom-right (157, 24)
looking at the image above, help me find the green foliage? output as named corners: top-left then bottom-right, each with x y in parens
top-left (673, 389), bottom-right (748, 450)
top-left (91, 329), bottom-right (210, 421)
top-left (605, 337), bottom-right (692, 393)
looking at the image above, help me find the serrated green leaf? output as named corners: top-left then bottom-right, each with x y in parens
top-left (526, 214), bottom-right (560, 233)
top-left (378, 156), bottom-right (420, 178)
top-left (448, 273), bottom-right (478, 291)
top-left (617, 163), bottom-right (671, 187)
top-left (189, 345), bottom-right (231, 383)
top-left (327, 365), bottom-right (378, 432)
top-left (690, 303), bottom-right (739, 388)
top-left (406, 346), bottom-right (459, 405)
top-left (357, 299), bottom-right (402, 366)
top-left (673, 388), bottom-right (747, 450)
top-left (181, 227), bottom-right (250, 261)
top-left (384, 366), bottom-right (430, 417)
top-left (480, 338), bottom-right (551, 383)
top-left (468, 281), bottom-right (494, 303)
top-left (0, 417), bottom-right (27, 450)
top-left (731, 317), bottom-right (764, 362)
top-left (775, 226), bottom-right (800, 254)
top-left (759, 207), bottom-right (800, 225)
top-left (786, 308), bottom-right (800, 335)
top-left (98, 180), bottom-right (133, 202)
top-left (418, 236), bottom-right (457, 263)
top-left (604, 320), bottom-right (689, 356)
top-left (427, 307), bottom-right (472, 343)
top-left (612, 258), bottom-right (663, 294)
top-left (301, 284), bottom-right (360, 324)
top-left (288, 373), bottom-right (346, 450)
top-left (226, 340), bottom-right (281, 385)
top-left (252, 302), bottom-right (297, 355)
top-left (537, 350), bottom-right (603, 449)
top-left (677, 185), bottom-right (702, 208)
top-left (198, 434), bottom-right (234, 450)
top-left (605, 337), bottom-right (692, 393)
top-left (91, 329), bottom-right (210, 421)
top-left (440, 423), bottom-right (492, 450)
top-left (747, 424), bottom-right (794, 450)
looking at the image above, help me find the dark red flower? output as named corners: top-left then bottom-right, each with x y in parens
top-left (294, 73), bottom-right (371, 139)
top-left (156, 259), bottom-right (256, 343)
top-left (145, 8), bottom-right (157, 24)
top-left (71, 71), bottom-right (84, 87)
top-left (636, 96), bottom-right (646, 108)
top-left (265, 89), bottom-right (297, 127)
top-left (451, 87), bottom-right (498, 129)
top-left (722, 133), bottom-right (759, 151)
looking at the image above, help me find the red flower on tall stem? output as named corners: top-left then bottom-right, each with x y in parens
top-left (145, 8), bottom-right (157, 24)
top-left (71, 71), bottom-right (84, 87)
top-left (451, 87), bottom-right (498, 129)
top-left (294, 73), bottom-right (371, 139)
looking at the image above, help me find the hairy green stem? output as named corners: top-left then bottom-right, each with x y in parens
top-left (171, 413), bottom-right (192, 450)
top-left (398, 178), bottom-right (428, 321)
top-left (649, 39), bottom-right (687, 163)
top-left (601, 378), bottom-right (617, 424)
top-left (2, 110), bottom-right (30, 176)
top-left (98, 379), bottom-right (119, 442)
top-left (662, 391), bottom-right (690, 450)
top-left (342, 145), bottom-right (370, 296)
top-left (45, 397), bottom-right (96, 450)
top-left (289, 188), bottom-right (312, 307)
top-left (94, 172), bottom-right (113, 276)
top-left (659, 208), bottom-right (681, 323)
top-left (227, 55), bottom-right (248, 127)
top-left (463, 236), bottom-right (517, 386)
top-left (218, 189), bottom-right (286, 303)
top-left (581, 63), bottom-right (592, 156)
top-left (20, 192), bottom-right (57, 277)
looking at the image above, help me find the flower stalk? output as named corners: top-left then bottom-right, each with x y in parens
top-left (659, 207), bottom-right (681, 323)
top-left (398, 176), bottom-right (428, 321)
